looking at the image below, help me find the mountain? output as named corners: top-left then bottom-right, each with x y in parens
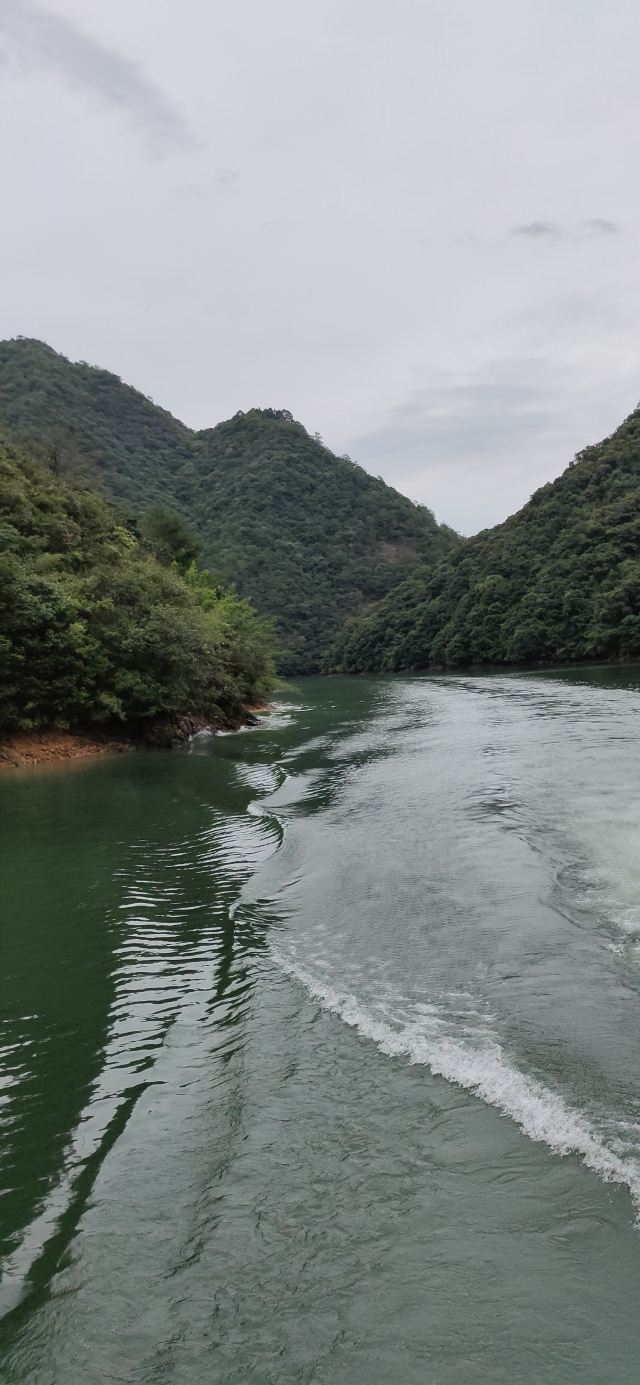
top-left (329, 406), bottom-right (640, 672)
top-left (0, 338), bottom-right (457, 674)
top-left (0, 434), bottom-right (275, 738)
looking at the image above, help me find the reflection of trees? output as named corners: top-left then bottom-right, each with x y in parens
top-left (0, 680), bottom-right (386, 1345)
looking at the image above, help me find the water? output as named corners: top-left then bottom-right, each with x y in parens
top-left (2, 670), bottom-right (640, 1382)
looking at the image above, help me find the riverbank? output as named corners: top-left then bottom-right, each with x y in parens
top-left (0, 729), bottom-right (131, 770)
top-left (0, 706), bottom-right (271, 770)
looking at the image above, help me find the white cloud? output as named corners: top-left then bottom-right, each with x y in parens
top-left (0, 0), bottom-right (639, 532)
top-left (347, 353), bottom-right (638, 534)
top-left (0, 0), bottom-right (196, 153)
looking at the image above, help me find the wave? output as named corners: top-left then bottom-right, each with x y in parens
top-left (273, 948), bottom-right (640, 1215)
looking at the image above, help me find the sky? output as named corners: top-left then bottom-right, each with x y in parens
top-left (1, 0), bottom-right (639, 533)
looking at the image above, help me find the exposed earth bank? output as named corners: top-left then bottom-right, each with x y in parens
top-left (0, 729), bottom-right (130, 770)
top-left (0, 707), bottom-right (269, 770)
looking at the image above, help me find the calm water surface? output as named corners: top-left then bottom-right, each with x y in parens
top-left (2, 670), bottom-right (640, 1382)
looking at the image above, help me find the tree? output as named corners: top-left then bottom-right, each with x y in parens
top-left (139, 507), bottom-right (200, 572)
top-left (0, 443), bottom-right (276, 735)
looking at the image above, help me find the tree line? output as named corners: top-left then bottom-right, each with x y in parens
top-left (329, 407), bottom-right (640, 673)
top-left (0, 439), bottom-right (276, 739)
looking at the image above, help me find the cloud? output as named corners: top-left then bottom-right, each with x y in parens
top-left (583, 217), bottom-right (619, 236)
top-left (511, 221), bottom-right (560, 239)
top-left (346, 355), bottom-right (637, 535)
top-left (510, 218), bottom-right (620, 242)
top-left (0, 0), bottom-right (196, 154)
top-left (217, 169), bottom-right (240, 192)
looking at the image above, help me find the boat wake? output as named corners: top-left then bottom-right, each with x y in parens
top-left (272, 946), bottom-right (640, 1216)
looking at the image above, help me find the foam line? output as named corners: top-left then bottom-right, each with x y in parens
top-left (274, 949), bottom-right (640, 1214)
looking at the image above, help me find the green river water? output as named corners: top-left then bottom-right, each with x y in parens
top-left (2, 670), bottom-right (640, 1383)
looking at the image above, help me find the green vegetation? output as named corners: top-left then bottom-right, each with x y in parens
top-left (0, 438), bottom-right (275, 738)
top-left (0, 339), bottom-right (458, 673)
top-left (10, 336), bottom-right (635, 686)
top-left (330, 407), bottom-right (640, 672)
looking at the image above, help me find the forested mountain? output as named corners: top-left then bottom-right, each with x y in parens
top-left (0, 338), bottom-right (457, 673)
top-left (330, 406), bottom-right (640, 672)
top-left (0, 339), bottom-right (194, 506)
top-left (0, 436), bottom-right (275, 738)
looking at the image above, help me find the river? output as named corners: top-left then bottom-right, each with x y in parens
top-left (2, 669), bottom-right (640, 1383)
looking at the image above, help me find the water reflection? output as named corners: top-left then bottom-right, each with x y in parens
top-left (0, 679), bottom-right (386, 1339)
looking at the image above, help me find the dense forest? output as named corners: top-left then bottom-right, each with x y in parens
top-left (4, 336), bottom-right (638, 690)
top-left (0, 338), bottom-right (457, 673)
top-left (329, 406), bottom-right (640, 672)
top-left (0, 437), bottom-right (275, 739)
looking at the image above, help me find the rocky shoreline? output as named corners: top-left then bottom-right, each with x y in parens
top-left (0, 706), bottom-right (270, 770)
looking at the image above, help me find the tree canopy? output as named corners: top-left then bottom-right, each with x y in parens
top-left (0, 437), bottom-right (275, 737)
top-left (0, 338), bottom-right (458, 673)
top-left (329, 407), bottom-right (640, 672)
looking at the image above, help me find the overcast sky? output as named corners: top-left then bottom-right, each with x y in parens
top-left (1, 0), bottom-right (639, 532)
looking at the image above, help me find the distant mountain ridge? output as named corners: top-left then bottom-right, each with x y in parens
top-left (0, 338), bottom-right (457, 673)
top-left (329, 404), bottom-right (640, 672)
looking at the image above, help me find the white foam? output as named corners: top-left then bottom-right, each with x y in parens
top-left (274, 948), bottom-right (640, 1214)
top-left (617, 908), bottom-right (640, 937)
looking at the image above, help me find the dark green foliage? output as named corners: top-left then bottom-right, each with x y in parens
top-left (0, 340), bottom-right (457, 673)
top-left (139, 507), bottom-right (201, 571)
top-left (0, 338), bottom-right (194, 508)
top-left (0, 439), bottom-right (275, 734)
top-left (187, 410), bottom-right (456, 673)
top-left (330, 407), bottom-right (640, 672)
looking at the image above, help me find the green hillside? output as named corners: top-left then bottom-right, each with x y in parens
top-left (0, 338), bottom-right (457, 673)
top-left (0, 436), bottom-right (275, 737)
top-left (330, 407), bottom-right (640, 672)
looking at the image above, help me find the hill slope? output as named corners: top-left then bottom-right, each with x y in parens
top-left (330, 407), bottom-right (640, 672)
top-left (0, 338), bottom-right (457, 673)
top-left (0, 435), bottom-right (275, 737)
